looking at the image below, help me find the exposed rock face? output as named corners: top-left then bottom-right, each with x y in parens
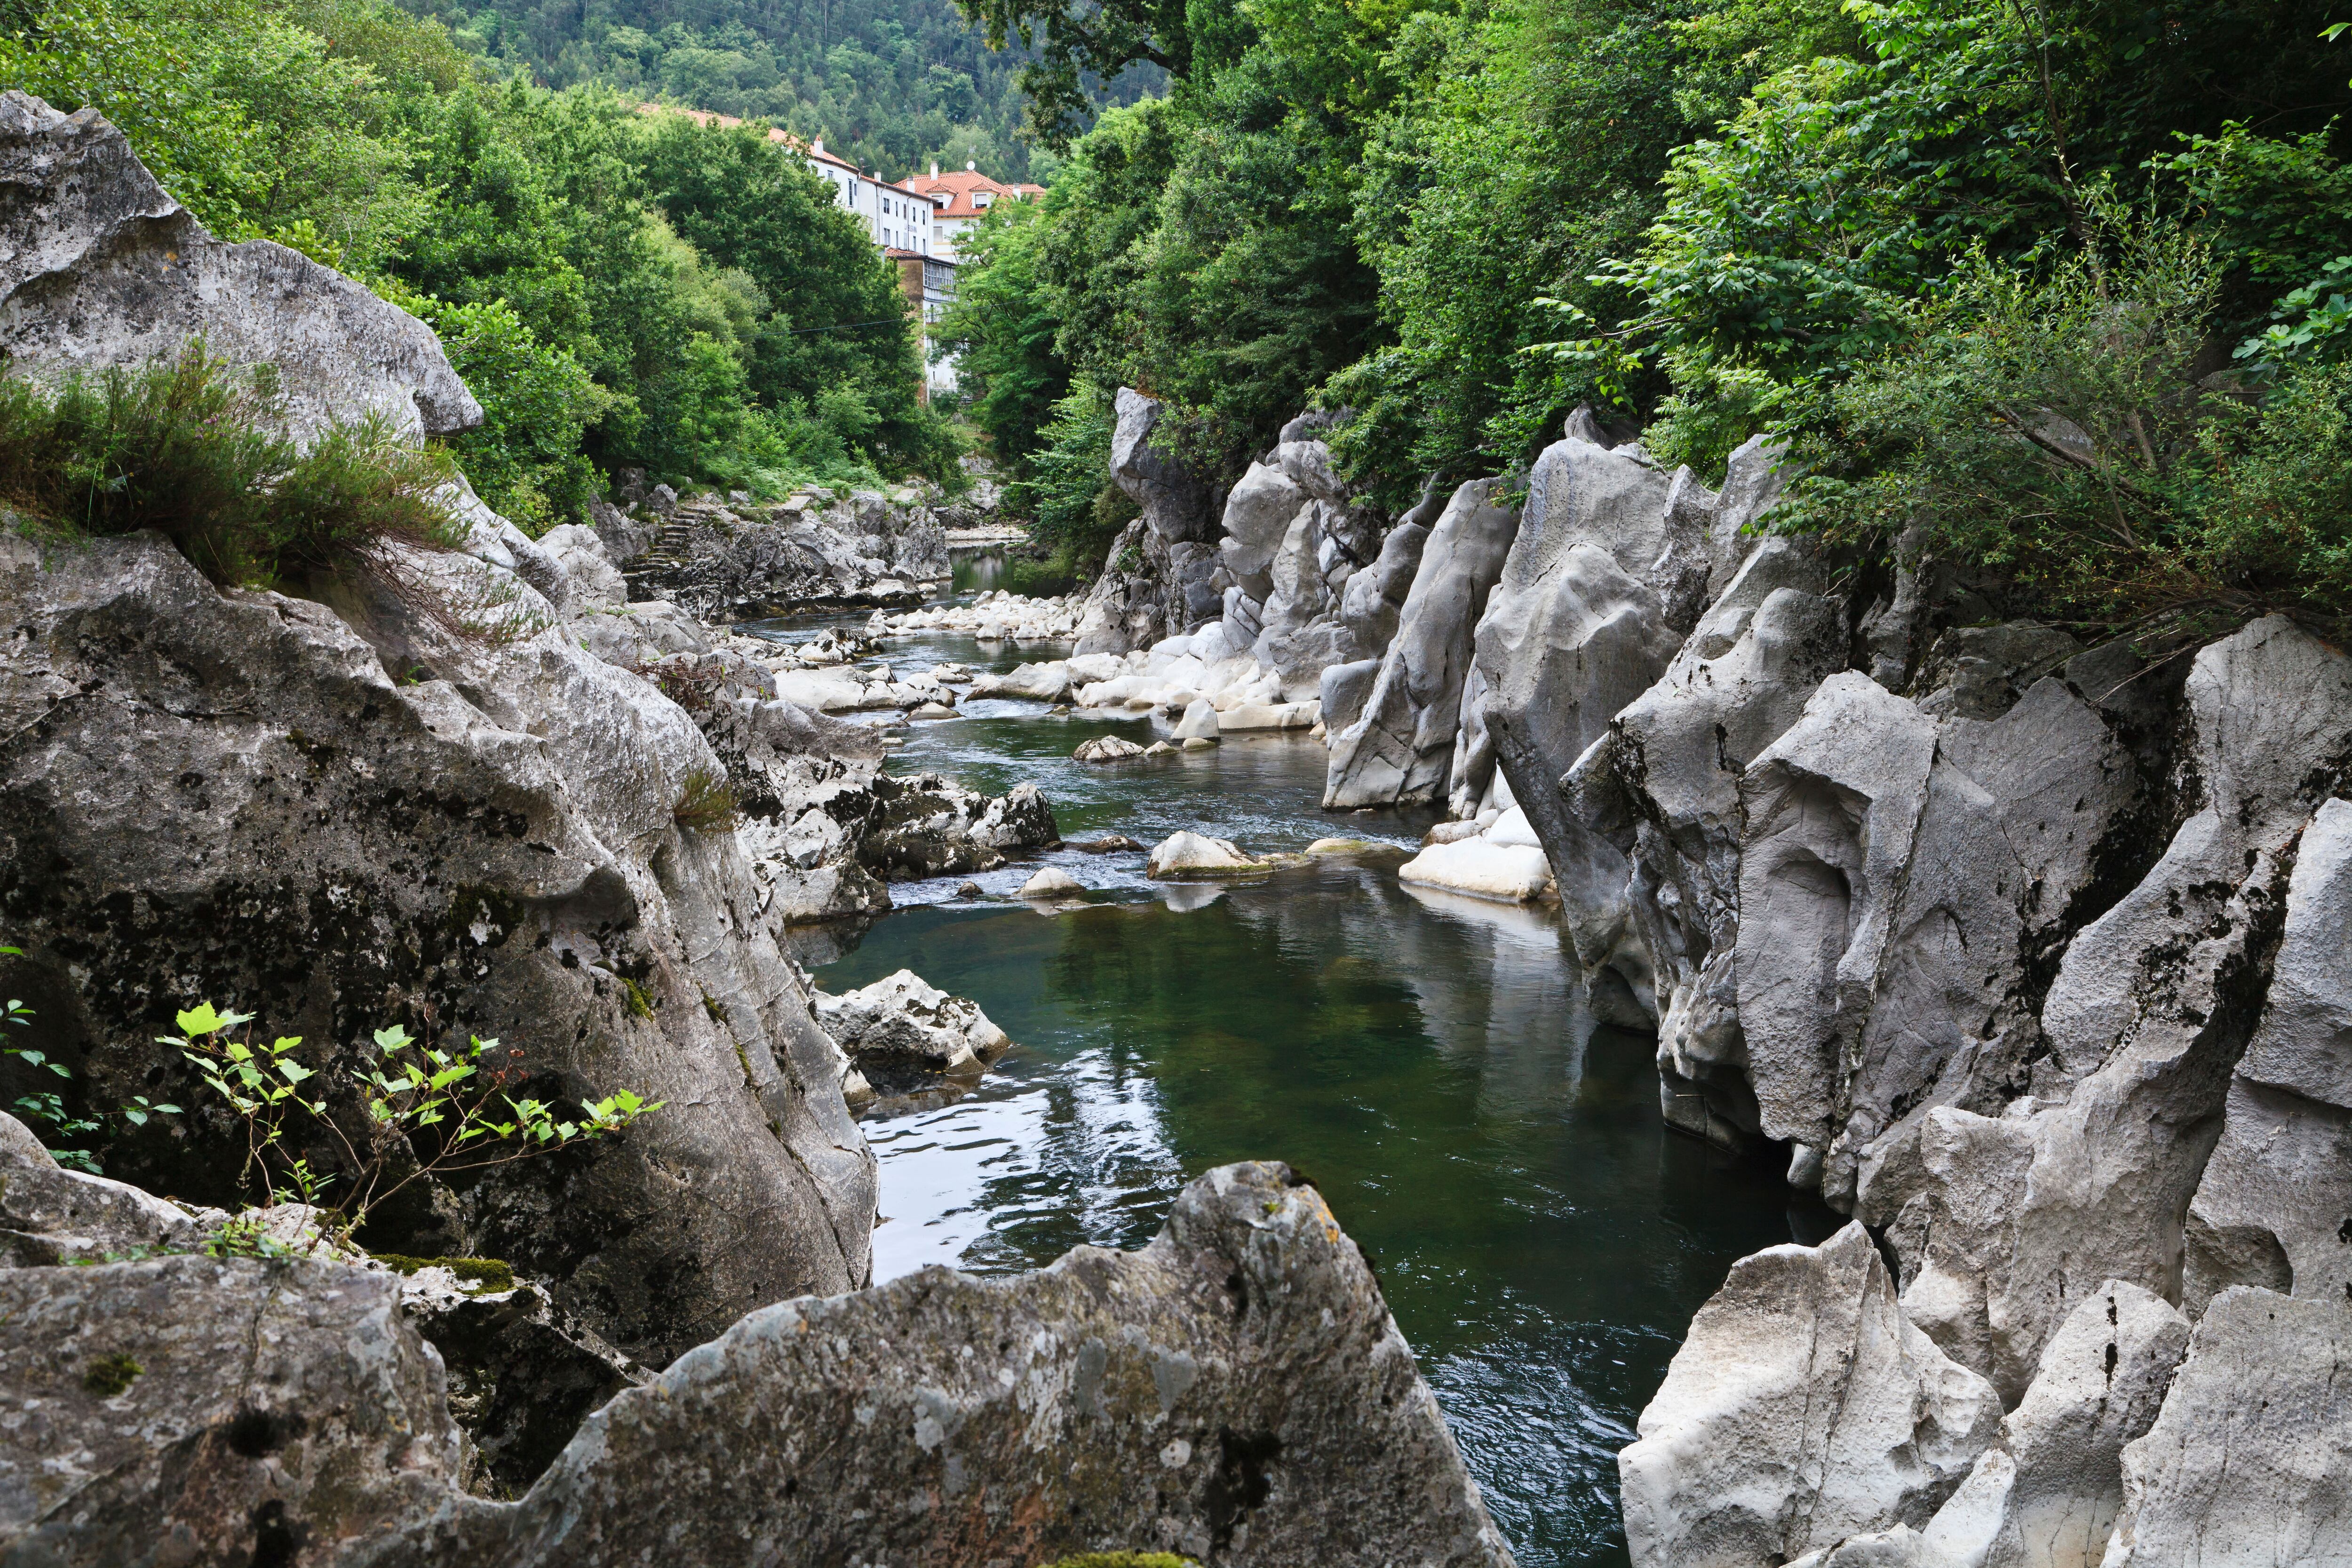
top-left (1324, 479), bottom-right (1521, 808)
top-left (2102, 1287), bottom-right (2352, 1567)
top-left (1112, 386), bottom-right (1216, 545)
top-left (1885, 616), bottom-right (2352, 1396)
top-left (0, 93), bottom-right (478, 442)
top-left (1475, 435), bottom-right (1687, 843)
top-left (1620, 1224), bottom-right (2001, 1568)
top-left (1, 1163), bottom-right (1516, 1568)
top-left (623, 492), bottom-right (946, 621)
top-left (811, 968), bottom-right (1013, 1094)
top-left (0, 531), bottom-right (875, 1365)
top-left (1146, 829), bottom-right (1267, 878)
top-left (2183, 794), bottom-right (2352, 1309)
top-left (0, 1110), bottom-right (206, 1265)
top-left (0, 1254), bottom-right (468, 1567)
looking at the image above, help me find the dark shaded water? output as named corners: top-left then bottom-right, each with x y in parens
top-left (765, 619), bottom-right (1803, 1567)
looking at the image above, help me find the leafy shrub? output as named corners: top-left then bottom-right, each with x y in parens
top-left (167, 1002), bottom-right (660, 1251)
top-left (0, 348), bottom-right (463, 588)
top-left (1008, 380), bottom-right (1137, 580)
top-left (1786, 209), bottom-right (2352, 632)
top-left (2, 942), bottom-right (176, 1173)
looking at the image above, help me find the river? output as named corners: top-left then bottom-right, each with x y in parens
top-left (753, 601), bottom-right (1814, 1568)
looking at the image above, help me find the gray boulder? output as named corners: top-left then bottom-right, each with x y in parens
top-left (1219, 458), bottom-right (1309, 590)
top-left (1475, 438), bottom-right (1685, 847)
top-left (2103, 1287), bottom-right (2352, 1567)
top-left (0, 93), bottom-right (478, 443)
top-left (2184, 795), bottom-right (2352, 1309)
top-left (0, 1255), bottom-right (469, 1566)
top-left (1324, 480), bottom-right (1521, 808)
top-left (465, 1161), bottom-right (1515, 1567)
top-left (1338, 518), bottom-right (1429, 659)
top-left (812, 968), bottom-right (1014, 1094)
top-left (1620, 1223), bottom-right (2001, 1568)
top-left (0, 1110), bottom-right (206, 1266)
top-left (0, 531), bottom-right (874, 1364)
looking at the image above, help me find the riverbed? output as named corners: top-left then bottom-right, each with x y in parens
top-left (754, 611), bottom-right (1810, 1567)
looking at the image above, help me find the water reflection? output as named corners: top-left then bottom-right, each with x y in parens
top-left (761, 613), bottom-right (1797, 1566)
top-left (820, 862), bottom-right (1792, 1567)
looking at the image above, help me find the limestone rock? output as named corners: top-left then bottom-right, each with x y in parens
top-left (0, 92), bottom-right (478, 444)
top-left (2184, 795), bottom-right (2352, 1309)
top-left (535, 524), bottom-right (627, 614)
top-left (1325, 480), bottom-right (1521, 808)
top-left (1888, 616), bottom-right (2352, 1396)
top-left (1338, 520), bottom-right (1430, 658)
top-left (1902, 1280), bottom-right (2187, 1568)
top-left (1111, 387), bottom-right (1215, 544)
top-left (1319, 656), bottom-right (1383, 737)
top-left (1397, 838), bottom-right (1555, 904)
top-left (1019, 866), bottom-right (1083, 897)
top-left (1074, 733), bottom-right (1149, 762)
top-left (1734, 674), bottom-right (1939, 1151)
top-left (970, 660), bottom-right (1075, 702)
top-left (1621, 1224), bottom-right (2001, 1568)
top-left (0, 1254), bottom-right (469, 1565)
top-left (1476, 438), bottom-right (1686, 849)
top-left (1173, 697), bottom-right (1222, 740)
top-left (2103, 1287), bottom-right (2352, 1567)
top-left (0, 530), bottom-right (874, 1365)
top-left (1220, 459), bottom-right (1309, 588)
top-left (0, 1110), bottom-right (206, 1266)
top-left (812, 969), bottom-right (1013, 1093)
top-left (1608, 536), bottom-right (1846, 1145)
top-left (1146, 830), bottom-right (1266, 878)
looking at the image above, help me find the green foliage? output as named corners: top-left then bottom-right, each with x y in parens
top-left (0, 350), bottom-right (463, 589)
top-left (397, 0), bottom-right (1087, 179)
top-left (1008, 380), bottom-right (1135, 573)
top-left (370, 1252), bottom-right (516, 1289)
top-left (1786, 209), bottom-right (2352, 629)
top-left (938, 198), bottom-right (1069, 469)
top-left (168, 1002), bottom-right (661, 1249)
top-left (673, 767), bottom-right (744, 830)
top-left (401, 290), bottom-right (615, 536)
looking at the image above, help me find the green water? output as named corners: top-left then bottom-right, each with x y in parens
top-left (768, 616), bottom-right (1809, 1567)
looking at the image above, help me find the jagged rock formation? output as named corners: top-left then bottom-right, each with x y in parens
top-left (613, 489), bottom-right (950, 620)
top-left (2, 1161), bottom-right (1518, 1568)
top-left (0, 91), bottom-right (477, 442)
top-left (811, 967), bottom-right (1013, 1096)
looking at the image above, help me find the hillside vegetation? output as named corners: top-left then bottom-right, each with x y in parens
top-left (3, 0), bottom-right (962, 532)
top-left (945, 0), bottom-right (2352, 633)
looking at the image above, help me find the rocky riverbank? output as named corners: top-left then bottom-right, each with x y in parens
top-left (1029, 377), bottom-right (2352, 1562)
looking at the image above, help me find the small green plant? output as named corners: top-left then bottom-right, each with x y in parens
top-left (167, 1003), bottom-right (662, 1252)
top-left (672, 768), bottom-right (742, 832)
top-left (1, 944), bottom-right (176, 1173)
top-left (82, 1352), bottom-right (142, 1397)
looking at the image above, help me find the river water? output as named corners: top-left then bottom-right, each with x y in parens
top-left (755, 604), bottom-right (1809, 1567)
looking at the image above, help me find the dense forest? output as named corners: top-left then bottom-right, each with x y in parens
top-left (945, 0), bottom-right (2352, 634)
top-left (2, 0), bottom-right (971, 531)
top-left (387, 0), bottom-right (1159, 181)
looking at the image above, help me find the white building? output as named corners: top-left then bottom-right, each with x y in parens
top-left (901, 161), bottom-right (1047, 263)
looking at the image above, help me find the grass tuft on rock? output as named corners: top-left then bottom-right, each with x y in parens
top-left (0, 346), bottom-right (464, 589)
top-left (672, 768), bottom-right (742, 832)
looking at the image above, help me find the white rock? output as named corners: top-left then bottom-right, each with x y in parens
top-left (1620, 1224), bottom-right (2001, 1568)
top-left (1017, 867), bottom-right (1082, 897)
top-left (2103, 1287), bottom-right (2352, 1567)
top-left (1145, 831), bottom-right (1264, 878)
top-left (1073, 735), bottom-right (1148, 763)
top-left (1396, 839), bottom-right (1554, 904)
